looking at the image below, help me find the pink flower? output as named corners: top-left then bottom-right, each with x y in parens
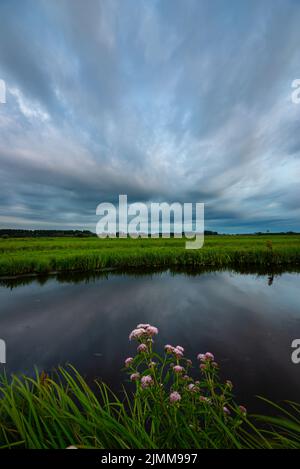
top-left (176, 345), bottom-right (184, 353)
top-left (200, 396), bottom-right (210, 403)
top-left (130, 373), bottom-right (140, 382)
top-left (183, 375), bottom-right (189, 381)
top-left (239, 405), bottom-right (247, 415)
top-left (205, 352), bottom-right (214, 361)
top-left (164, 344), bottom-right (174, 353)
top-left (212, 362), bottom-right (218, 368)
top-left (186, 359), bottom-right (192, 366)
top-left (137, 343), bottom-right (147, 353)
top-left (170, 391), bottom-right (181, 403)
top-left (145, 325), bottom-right (159, 336)
top-left (141, 375), bottom-right (154, 389)
top-left (200, 364), bottom-right (207, 371)
top-left (223, 406), bottom-right (231, 416)
top-left (137, 323), bottom-right (151, 329)
top-left (173, 348), bottom-right (184, 359)
top-left (129, 328), bottom-right (146, 340)
top-left (173, 365), bottom-right (184, 374)
top-left (188, 383), bottom-right (197, 392)
top-left (124, 357), bottom-right (134, 368)
top-left (198, 352), bottom-right (215, 362)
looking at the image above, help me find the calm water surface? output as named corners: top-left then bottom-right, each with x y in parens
top-left (0, 270), bottom-right (300, 413)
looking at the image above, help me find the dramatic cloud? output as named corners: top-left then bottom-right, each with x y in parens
top-left (0, 0), bottom-right (299, 232)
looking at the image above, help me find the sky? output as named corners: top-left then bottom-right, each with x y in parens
top-left (0, 0), bottom-right (300, 234)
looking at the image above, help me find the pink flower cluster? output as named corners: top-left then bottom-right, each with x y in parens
top-left (130, 373), bottom-right (140, 382)
top-left (141, 375), bottom-right (154, 389)
top-left (188, 383), bottom-right (197, 392)
top-left (124, 327), bottom-right (247, 420)
top-left (126, 324), bottom-right (159, 387)
top-left (197, 352), bottom-right (219, 371)
top-left (137, 343), bottom-right (148, 353)
top-left (197, 352), bottom-right (214, 362)
top-left (164, 344), bottom-right (185, 359)
top-left (124, 357), bottom-right (134, 368)
top-left (173, 365), bottom-right (184, 374)
top-left (129, 323), bottom-right (159, 341)
top-left (170, 391), bottom-right (181, 403)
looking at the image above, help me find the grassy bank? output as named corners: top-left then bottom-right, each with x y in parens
top-left (1, 323), bottom-right (300, 449)
top-left (0, 235), bottom-right (300, 277)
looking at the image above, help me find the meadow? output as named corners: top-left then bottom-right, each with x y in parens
top-left (0, 235), bottom-right (300, 277)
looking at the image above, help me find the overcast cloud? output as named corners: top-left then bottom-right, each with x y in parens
top-left (0, 0), bottom-right (299, 233)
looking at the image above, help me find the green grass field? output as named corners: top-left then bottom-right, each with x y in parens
top-left (0, 235), bottom-right (300, 277)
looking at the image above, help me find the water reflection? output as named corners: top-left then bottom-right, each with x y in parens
top-left (0, 269), bottom-right (299, 414)
top-left (1, 264), bottom-right (299, 289)
top-left (268, 274), bottom-right (274, 286)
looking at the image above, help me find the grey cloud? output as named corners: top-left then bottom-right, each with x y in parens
top-left (0, 0), bottom-right (299, 231)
